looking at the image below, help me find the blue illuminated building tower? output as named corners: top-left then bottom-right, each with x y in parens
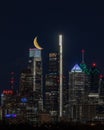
top-left (69, 64), bottom-right (89, 121)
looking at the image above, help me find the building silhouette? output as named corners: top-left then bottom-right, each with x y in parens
top-left (45, 52), bottom-right (68, 121)
top-left (45, 52), bottom-right (59, 120)
top-left (19, 48), bottom-right (43, 123)
top-left (69, 64), bottom-right (89, 121)
top-left (89, 63), bottom-right (100, 93)
top-left (1, 39), bottom-right (104, 125)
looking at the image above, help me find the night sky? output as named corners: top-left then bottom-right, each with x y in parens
top-left (0, 0), bottom-right (104, 93)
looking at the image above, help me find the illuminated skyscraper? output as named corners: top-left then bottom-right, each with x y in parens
top-left (69, 64), bottom-right (89, 121)
top-left (19, 48), bottom-right (43, 123)
top-left (28, 48), bottom-right (43, 110)
top-left (19, 68), bottom-right (33, 95)
top-left (45, 51), bottom-right (68, 121)
top-left (45, 52), bottom-right (59, 118)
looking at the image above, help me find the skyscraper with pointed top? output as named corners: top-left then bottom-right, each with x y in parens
top-left (69, 62), bottom-right (90, 121)
top-left (80, 49), bottom-right (90, 75)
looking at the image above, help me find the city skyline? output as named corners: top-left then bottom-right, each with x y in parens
top-left (0, 1), bottom-right (104, 93)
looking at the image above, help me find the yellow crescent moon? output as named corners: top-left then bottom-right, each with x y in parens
top-left (33, 37), bottom-right (43, 50)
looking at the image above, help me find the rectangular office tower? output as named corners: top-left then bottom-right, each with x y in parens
top-left (45, 52), bottom-right (59, 119)
top-left (69, 64), bottom-right (89, 122)
top-left (28, 48), bottom-right (43, 110)
top-left (19, 48), bottom-right (43, 123)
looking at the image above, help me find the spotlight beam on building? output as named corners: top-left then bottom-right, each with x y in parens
top-left (59, 34), bottom-right (63, 118)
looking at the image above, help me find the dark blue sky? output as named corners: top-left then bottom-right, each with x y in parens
top-left (0, 0), bottom-right (104, 92)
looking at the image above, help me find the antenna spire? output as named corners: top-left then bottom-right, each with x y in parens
top-left (81, 49), bottom-right (85, 64)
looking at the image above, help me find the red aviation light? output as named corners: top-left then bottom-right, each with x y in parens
top-left (92, 63), bottom-right (96, 67)
top-left (81, 49), bottom-right (85, 53)
top-left (11, 72), bottom-right (14, 75)
top-left (99, 74), bottom-right (103, 79)
top-left (11, 80), bottom-right (14, 84)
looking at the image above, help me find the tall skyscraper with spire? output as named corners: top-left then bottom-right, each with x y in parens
top-left (80, 49), bottom-right (90, 75)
